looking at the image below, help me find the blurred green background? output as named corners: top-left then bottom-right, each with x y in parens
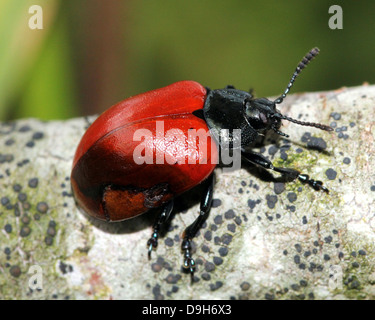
top-left (1, 0), bottom-right (374, 120)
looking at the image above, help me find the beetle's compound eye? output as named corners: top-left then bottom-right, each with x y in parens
top-left (245, 107), bottom-right (269, 130)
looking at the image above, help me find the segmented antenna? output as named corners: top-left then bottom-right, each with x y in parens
top-left (278, 114), bottom-right (333, 132)
top-left (274, 47), bottom-right (320, 105)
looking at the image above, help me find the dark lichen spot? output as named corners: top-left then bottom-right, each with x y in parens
top-left (59, 261), bottom-right (73, 274)
top-left (287, 192), bottom-right (297, 203)
top-left (19, 125), bottom-right (31, 132)
top-left (165, 273), bottom-right (181, 284)
top-left (247, 199), bottom-right (257, 209)
top-left (28, 178), bottom-right (39, 188)
top-left (201, 273), bottom-right (211, 281)
top-left (47, 226), bottom-right (56, 237)
top-left (224, 209), bottom-right (235, 219)
top-left (274, 182), bottom-right (285, 194)
top-left (151, 262), bottom-right (162, 273)
top-left (299, 263), bottom-right (306, 270)
top-left (221, 234), bottom-right (233, 245)
top-left (36, 202), bottom-right (49, 214)
top-left (302, 216), bottom-right (308, 224)
top-left (1, 197), bottom-right (10, 206)
top-left (5, 138), bottom-right (15, 146)
top-left (324, 236), bottom-right (333, 244)
top-left (209, 281), bottom-right (223, 291)
top-left (18, 193), bottom-right (27, 202)
top-left (330, 112), bottom-right (341, 120)
top-left (204, 230), bottom-right (212, 241)
top-left (201, 245), bottom-right (210, 253)
top-left (21, 214), bottom-right (31, 225)
top-left (307, 137), bottom-right (327, 150)
top-left (213, 215), bottom-right (223, 225)
top-left (4, 224), bottom-right (12, 233)
top-left (227, 223), bottom-right (236, 233)
top-left (218, 247), bottom-right (228, 257)
top-left (32, 132), bottom-right (44, 140)
top-left (13, 184), bottom-right (22, 192)
top-left (240, 282), bottom-right (250, 291)
top-left (10, 265), bottom-right (21, 278)
top-left (265, 293), bottom-right (275, 300)
top-left (323, 254), bottom-right (331, 261)
top-left (291, 284), bottom-right (300, 291)
top-left (152, 284), bottom-right (164, 300)
top-left (358, 250), bottom-right (366, 256)
top-left (266, 194), bottom-right (278, 209)
top-left (304, 251), bottom-right (311, 258)
top-left (370, 185), bottom-right (375, 192)
top-left (349, 280), bottom-right (360, 289)
top-left (204, 262), bottom-right (215, 272)
top-left (26, 141), bottom-right (35, 148)
top-left (164, 237), bottom-right (173, 247)
top-left (20, 226), bottom-right (31, 237)
top-left (325, 168), bottom-right (337, 180)
top-left (295, 244), bottom-right (302, 253)
top-left (352, 262), bottom-right (360, 268)
top-left (300, 280), bottom-right (308, 287)
top-left (294, 255), bottom-right (301, 264)
top-left (45, 236), bottom-right (53, 246)
top-left (213, 256), bottom-right (223, 266)
top-left (268, 145), bottom-right (278, 156)
top-left (211, 199), bottom-right (222, 208)
top-left (234, 216), bottom-right (242, 225)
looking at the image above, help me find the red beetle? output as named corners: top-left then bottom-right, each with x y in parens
top-left (71, 48), bottom-right (332, 274)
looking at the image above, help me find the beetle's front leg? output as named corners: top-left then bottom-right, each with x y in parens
top-left (241, 150), bottom-right (329, 193)
top-left (181, 174), bottom-right (215, 276)
top-left (147, 200), bottom-right (174, 258)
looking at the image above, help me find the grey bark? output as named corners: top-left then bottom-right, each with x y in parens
top-left (0, 85), bottom-right (374, 300)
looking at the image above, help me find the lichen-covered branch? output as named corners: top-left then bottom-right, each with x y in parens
top-left (0, 85), bottom-right (374, 300)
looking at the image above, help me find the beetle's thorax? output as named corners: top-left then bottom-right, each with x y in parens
top-left (202, 88), bottom-right (283, 149)
top-left (203, 88), bottom-right (258, 149)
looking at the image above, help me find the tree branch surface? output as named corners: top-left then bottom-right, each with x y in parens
top-left (1, 85), bottom-right (374, 299)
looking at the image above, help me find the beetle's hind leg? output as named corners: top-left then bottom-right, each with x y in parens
top-left (241, 150), bottom-right (329, 193)
top-left (147, 200), bottom-right (174, 258)
top-left (181, 174), bottom-right (215, 275)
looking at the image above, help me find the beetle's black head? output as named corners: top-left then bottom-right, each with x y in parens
top-left (243, 47), bottom-right (333, 138)
top-left (243, 97), bottom-right (283, 135)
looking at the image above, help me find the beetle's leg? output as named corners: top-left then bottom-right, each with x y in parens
top-left (241, 150), bottom-right (329, 193)
top-left (147, 200), bottom-right (174, 258)
top-left (181, 174), bottom-right (215, 275)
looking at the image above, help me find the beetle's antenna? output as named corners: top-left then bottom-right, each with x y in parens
top-left (274, 47), bottom-right (320, 105)
top-left (271, 113), bottom-right (333, 132)
top-left (279, 114), bottom-right (333, 131)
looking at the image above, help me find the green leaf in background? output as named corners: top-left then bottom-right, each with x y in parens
top-left (16, 7), bottom-right (78, 120)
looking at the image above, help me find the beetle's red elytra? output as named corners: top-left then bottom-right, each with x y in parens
top-left (71, 48), bottom-right (333, 274)
top-left (71, 81), bottom-right (218, 222)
